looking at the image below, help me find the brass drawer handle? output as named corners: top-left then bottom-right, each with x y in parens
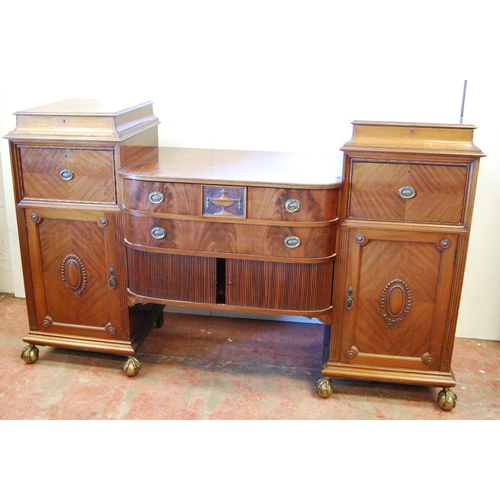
top-left (59, 169), bottom-right (74, 181)
top-left (398, 186), bottom-right (416, 199)
top-left (285, 198), bottom-right (302, 213)
top-left (284, 236), bottom-right (301, 248)
top-left (151, 227), bottom-right (166, 239)
top-left (149, 192), bottom-right (164, 204)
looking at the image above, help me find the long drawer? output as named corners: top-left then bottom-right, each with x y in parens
top-left (122, 179), bottom-right (337, 222)
top-left (124, 213), bottom-right (336, 259)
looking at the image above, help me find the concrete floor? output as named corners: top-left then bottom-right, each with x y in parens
top-left (1, 293), bottom-right (499, 420)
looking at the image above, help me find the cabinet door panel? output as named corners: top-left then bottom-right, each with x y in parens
top-left (339, 228), bottom-right (457, 371)
top-left (26, 208), bottom-right (123, 339)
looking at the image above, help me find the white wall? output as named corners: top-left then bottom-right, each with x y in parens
top-left (1, 1), bottom-right (499, 339)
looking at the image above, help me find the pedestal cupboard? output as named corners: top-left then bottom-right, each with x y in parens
top-left (317, 121), bottom-right (484, 410)
top-left (6, 101), bottom-right (483, 410)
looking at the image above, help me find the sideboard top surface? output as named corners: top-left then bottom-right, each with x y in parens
top-left (120, 147), bottom-right (343, 189)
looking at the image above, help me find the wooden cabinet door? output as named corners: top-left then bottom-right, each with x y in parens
top-left (24, 208), bottom-right (126, 340)
top-left (337, 226), bottom-right (458, 372)
top-left (226, 259), bottom-right (334, 314)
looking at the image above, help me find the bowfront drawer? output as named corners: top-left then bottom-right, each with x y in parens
top-left (347, 161), bottom-right (470, 225)
top-left (247, 187), bottom-right (337, 222)
top-left (124, 214), bottom-right (335, 258)
top-left (122, 180), bottom-right (338, 223)
top-left (122, 179), bottom-right (200, 214)
top-left (19, 147), bottom-right (115, 203)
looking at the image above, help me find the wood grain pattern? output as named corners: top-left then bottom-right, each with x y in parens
top-left (348, 161), bottom-right (469, 224)
top-left (124, 213), bottom-right (335, 259)
top-left (127, 249), bottom-right (217, 303)
top-left (20, 146), bottom-right (116, 203)
top-left (226, 259), bottom-right (333, 311)
top-left (324, 121), bottom-right (484, 391)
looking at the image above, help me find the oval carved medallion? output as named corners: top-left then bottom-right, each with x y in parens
top-left (380, 279), bottom-right (412, 327)
top-left (61, 254), bottom-right (87, 296)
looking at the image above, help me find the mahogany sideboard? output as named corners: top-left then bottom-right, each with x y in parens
top-left (5, 100), bottom-right (483, 410)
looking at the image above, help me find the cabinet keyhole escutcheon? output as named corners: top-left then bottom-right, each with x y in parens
top-left (346, 286), bottom-right (354, 310)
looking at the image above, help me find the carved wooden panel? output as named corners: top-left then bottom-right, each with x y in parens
top-left (347, 160), bottom-right (470, 225)
top-left (226, 259), bottom-right (333, 312)
top-left (127, 249), bottom-right (217, 303)
top-left (339, 227), bottom-right (458, 370)
top-left (19, 147), bottom-right (116, 203)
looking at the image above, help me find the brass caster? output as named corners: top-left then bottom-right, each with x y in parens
top-left (21, 344), bottom-right (39, 364)
top-left (123, 356), bottom-right (142, 377)
top-left (437, 388), bottom-right (457, 411)
top-left (316, 377), bottom-right (334, 398)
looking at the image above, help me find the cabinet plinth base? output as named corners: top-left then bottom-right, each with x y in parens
top-left (322, 363), bottom-right (456, 388)
top-left (21, 304), bottom-right (164, 369)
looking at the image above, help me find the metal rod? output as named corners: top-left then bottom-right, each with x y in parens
top-left (460, 80), bottom-right (467, 124)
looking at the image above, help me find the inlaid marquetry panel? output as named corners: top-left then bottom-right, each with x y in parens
top-left (127, 249), bottom-right (217, 303)
top-left (19, 147), bottom-right (116, 203)
top-left (226, 259), bottom-right (334, 311)
top-left (347, 160), bottom-right (470, 225)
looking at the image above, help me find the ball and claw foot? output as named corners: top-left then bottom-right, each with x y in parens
top-left (316, 377), bottom-right (334, 398)
top-left (437, 388), bottom-right (457, 411)
top-left (21, 344), bottom-right (39, 364)
top-left (123, 356), bottom-right (142, 377)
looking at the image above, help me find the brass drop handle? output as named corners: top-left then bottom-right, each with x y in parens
top-left (108, 268), bottom-right (117, 289)
top-left (284, 236), bottom-right (301, 249)
top-left (346, 286), bottom-right (354, 310)
top-left (398, 186), bottom-right (416, 199)
top-left (285, 198), bottom-right (302, 213)
top-left (151, 227), bottom-right (166, 239)
top-left (149, 192), bottom-right (164, 204)
top-left (59, 169), bottom-right (74, 181)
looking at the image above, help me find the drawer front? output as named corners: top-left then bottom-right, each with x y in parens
top-left (20, 147), bottom-right (115, 203)
top-left (122, 179), bottom-right (200, 214)
top-left (125, 214), bottom-right (335, 258)
top-left (247, 187), bottom-right (338, 222)
top-left (347, 161), bottom-right (470, 225)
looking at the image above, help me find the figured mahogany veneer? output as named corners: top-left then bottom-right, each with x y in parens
top-left (5, 99), bottom-right (342, 372)
top-left (322, 121), bottom-right (485, 399)
top-left (6, 101), bottom-right (484, 405)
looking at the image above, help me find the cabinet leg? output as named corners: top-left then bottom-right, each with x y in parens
top-left (437, 388), bottom-right (457, 411)
top-left (21, 344), bottom-right (39, 364)
top-left (123, 356), bottom-right (142, 377)
top-left (315, 377), bottom-right (334, 398)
